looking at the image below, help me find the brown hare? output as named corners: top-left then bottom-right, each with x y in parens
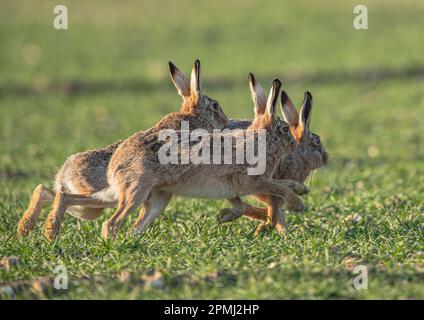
top-left (17, 59), bottom-right (229, 240)
top-left (102, 75), bottom-right (308, 239)
top-left (219, 90), bottom-right (328, 233)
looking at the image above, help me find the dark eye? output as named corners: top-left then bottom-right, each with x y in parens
top-left (315, 136), bottom-right (321, 144)
top-left (211, 102), bottom-right (220, 111)
top-left (282, 127), bottom-right (289, 133)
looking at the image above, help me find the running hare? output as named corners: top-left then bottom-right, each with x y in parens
top-left (18, 59), bottom-right (228, 240)
top-left (102, 75), bottom-right (308, 239)
top-left (220, 90), bottom-right (328, 233)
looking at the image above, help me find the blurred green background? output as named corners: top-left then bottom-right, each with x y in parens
top-left (0, 0), bottom-right (423, 299)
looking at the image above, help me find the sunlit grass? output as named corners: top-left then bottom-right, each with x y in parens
top-left (0, 0), bottom-right (423, 299)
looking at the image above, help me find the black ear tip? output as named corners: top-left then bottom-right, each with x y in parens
top-left (273, 79), bottom-right (282, 89)
top-left (168, 61), bottom-right (176, 73)
top-left (248, 73), bottom-right (256, 84)
top-left (305, 91), bottom-right (313, 100)
top-left (194, 59), bottom-right (200, 68)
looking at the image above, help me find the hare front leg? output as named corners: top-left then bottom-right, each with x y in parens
top-left (43, 193), bottom-right (115, 241)
top-left (268, 196), bottom-right (288, 232)
top-left (131, 189), bottom-right (172, 235)
top-left (251, 195), bottom-right (288, 233)
top-left (18, 184), bottom-right (54, 236)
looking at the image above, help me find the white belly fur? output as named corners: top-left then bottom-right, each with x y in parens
top-left (160, 180), bottom-right (239, 199)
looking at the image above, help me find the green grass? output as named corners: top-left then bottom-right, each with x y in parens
top-left (0, 0), bottom-right (423, 299)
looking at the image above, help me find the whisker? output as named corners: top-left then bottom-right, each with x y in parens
top-left (305, 170), bottom-right (315, 187)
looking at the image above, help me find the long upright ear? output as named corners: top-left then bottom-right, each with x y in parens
top-left (169, 61), bottom-right (190, 98)
top-left (280, 91), bottom-right (299, 127)
top-left (190, 59), bottom-right (201, 103)
top-left (248, 73), bottom-right (267, 115)
top-left (299, 91), bottom-right (313, 131)
top-left (265, 79), bottom-right (282, 119)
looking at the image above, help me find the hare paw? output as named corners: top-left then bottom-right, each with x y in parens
top-left (217, 208), bottom-right (239, 223)
top-left (275, 223), bottom-right (289, 236)
top-left (253, 217), bottom-right (272, 236)
top-left (17, 216), bottom-right (32, 237)
top-left (290, 181), bottom-right (309, 195)
top-left (286, 197), bottom-right (305, 212)
top-left (101, 221), bottom-right (117, 240)
top-left (43, 218), bottom-right (60, 242)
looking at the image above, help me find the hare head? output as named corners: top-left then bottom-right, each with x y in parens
top-left (249, 74), bottom-right (296, 153)
top-left (169, 59), bottom-right (228, 129)
top-left (280, 91), bottom-right (329, 168)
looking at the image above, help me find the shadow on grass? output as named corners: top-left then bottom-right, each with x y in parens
top-left (2, 266), bottom-right (422, 299)
top-left (0, 167), bottom-right (50, 181)
top-left (1, 65), bottom-right (424, 98)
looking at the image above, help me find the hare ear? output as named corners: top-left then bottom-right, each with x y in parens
top-left (299, 91), bottom-right (313, 131)
top-left (169, 61), bottom-right (190, 98)
top-left (248, 73), bottom-right (267, 115)
top-left (190, 59), bottom-right (201, 103)
top-left (265, 79), bottom-right (282, 119)
top-left (280, 91), bottom-right (299, 127)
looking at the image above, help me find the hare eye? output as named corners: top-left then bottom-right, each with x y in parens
top-left (282, 127), bottom-right (289, 133)
top-left (315, 136), bottom-right (321, 144)
top-left (211, 102), bottom-right (219, 111)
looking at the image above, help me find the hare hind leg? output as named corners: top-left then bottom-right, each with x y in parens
top-left (275, 179), bottom-right (309, 196)
top-left (67, 206), bottom-right (105, 221)
top-left (101, 181), bottom-right (154, 239)
top-left (131, 189), bottom-right (172, 235)
top-left (18, 184), bottom-right (54, 236)
top-left (219, 196), bottom-right (287, 235)
top-left (259, 179), bottom-right (305, 212)
top-left (44, 193), bottom-right (115, 241)
top-left (218, 179), bottom-right (307, 223)
top-left (218, 197), bottom-right (269, 223)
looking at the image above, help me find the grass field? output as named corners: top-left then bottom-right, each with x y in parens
top-left (0, 0), bottom-right (423, 299)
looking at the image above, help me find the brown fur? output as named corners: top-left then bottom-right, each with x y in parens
top-left (219, 91), bottom-right (328, 233)
top-left (102, 76), bottom-right (308, 239)
top-left (17, 60), bottom-right (228, 240)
